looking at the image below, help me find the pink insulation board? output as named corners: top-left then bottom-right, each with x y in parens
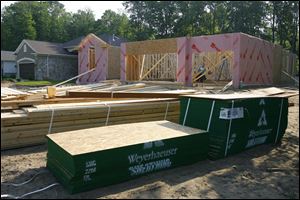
top-left (239, 33), bottom-right (274, 85)
top-left (78, 34), bottom-right (108, 84)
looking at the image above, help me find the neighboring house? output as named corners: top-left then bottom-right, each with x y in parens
top-left (14, 33), bottom-right (127, 82)
top-left (69, 33), bottom-right (127, 84)
top-left (14, 40), bottom-right (78, 81)
top-left (1, 51), bottom-right (17, 78)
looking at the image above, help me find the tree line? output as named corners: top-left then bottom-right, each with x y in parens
top-left (1, 1), bottom-right (299, 55)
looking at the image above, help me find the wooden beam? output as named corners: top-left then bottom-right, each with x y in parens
top-left (139, 54), bottom-right (168, 80)
top-left (66, 91), bottom-right (190, 98)
top-left (139, 54), bottom-right (146, 79)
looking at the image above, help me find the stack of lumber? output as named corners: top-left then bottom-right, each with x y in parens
top-left (1, 87), bottom-right (29, 101)
top-left (1, 99), bottom-right (180, 150)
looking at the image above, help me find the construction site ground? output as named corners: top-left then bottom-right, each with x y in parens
top-left (1, 82), bottom-right (299, 199)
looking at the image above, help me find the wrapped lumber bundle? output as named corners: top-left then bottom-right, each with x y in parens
top-left (179, 94), bottom-right (288, 160)
top-left (46, 120), bottom-right (208, 193)
top-left (1, 99), bottom-right (180, 150)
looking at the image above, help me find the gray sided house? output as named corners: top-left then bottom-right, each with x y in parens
top-left (15, 40), bottom-right (78, 81)
top-left (1, 51), bottom-right (17, 78)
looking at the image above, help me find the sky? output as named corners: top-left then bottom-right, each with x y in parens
top-left (1, 1), bottom-right (126, 19)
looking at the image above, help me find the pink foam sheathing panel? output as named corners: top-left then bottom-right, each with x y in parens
top-left (78, 35), bottom-right (108, 84)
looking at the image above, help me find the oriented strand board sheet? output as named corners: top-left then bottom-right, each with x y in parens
top-left (184, 87), bottom-right (286, 100)
top-left (47, 120), bottom-right (203, 155)
top-left (125, 38), bottom-right (177, 55)
top-left (182, 93), bottom-right (266, 100)
top-left (107, 46), bottom-right (120, 79)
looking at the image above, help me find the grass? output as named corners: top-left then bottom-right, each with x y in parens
top-left (15, 80), bottom-right (60, 87)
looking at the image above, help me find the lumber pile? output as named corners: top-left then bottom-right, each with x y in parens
top-left (1, 87), bottom-right (29, 101)
top-left (1, 99), bottom-right (180, 150)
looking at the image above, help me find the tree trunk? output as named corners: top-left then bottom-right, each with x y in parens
top-left (272, 2), bottom-right (276, 43)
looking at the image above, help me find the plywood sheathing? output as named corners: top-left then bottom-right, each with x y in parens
top-left (272, 45), bottom-right (283, 84)
top-left (47, 120), bottom-right (202, 155)
top-left (107, 46), bottom-right (121, 79)
top-left (280, 50), bottom-right (298, 84)
top-left (125, 38), bottom-right (177, 55)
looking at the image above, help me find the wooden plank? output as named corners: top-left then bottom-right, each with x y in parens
top-left (1, 98), bottom-right (135, 108)
top-left (2, 109), bottom-right (179, 130)
top-left (2, 101), bottom-right (180, 125)
top-left (1, 136), bottom-right (46, 150)
top-left (2, 112), bottom-right (180, 137)
top-left (2, 116), bottom-right (180, 150)
top-left (66, 91), bottom-right (190, 98)
top-left (139, 54), bottom-right (146, 79)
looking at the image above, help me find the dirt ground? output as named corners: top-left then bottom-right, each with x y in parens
top-left (1, 93), bottom-right (299, 199)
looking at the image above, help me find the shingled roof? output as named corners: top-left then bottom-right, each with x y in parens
top-left (98, 33), bottom-right (128, 46)
top-left (62, 36), bottom-right (85, 48)
top-left (15, 33), bottom-right (127, 56)
top-left (1, 51), bottom-right (16, 61)
top-left (15, 40), bottom-right (77, 56)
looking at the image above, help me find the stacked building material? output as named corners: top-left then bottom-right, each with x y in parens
top-left (46, 120), bottom-right (208, 193)
top-left (179, 93), bottom-right (289, 160)
top-left (1, 99), bottom-right (180, 150)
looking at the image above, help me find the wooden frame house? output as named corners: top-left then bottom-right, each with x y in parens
top-left (121, 33), bottom-right (297, 88)
top-left (77, 33), bottom-right (122, 84)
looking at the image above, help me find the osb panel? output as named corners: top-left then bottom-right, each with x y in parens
top-left (125, 38), bottom-right (177, 55)
top-left (126, 55), bottom-right (140, 81)
top-left (272, 45), bottom-right (283, 84)
top-left (107, 46), bottom-right (120, 79)
top-left (47, 120), bottom-right (202, 155)
top-left (280, 50), bottom-right (298, 84)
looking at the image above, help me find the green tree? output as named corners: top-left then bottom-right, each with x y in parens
top-left (30, 1), bottom-right (51, 41)
top-left (47, 1), bottom-right (70, 42)
top-left (123, 1), bottom-right (154, 40)
top-left (145, 1), bottom-right (179, 38)
top-left (1, 1), bottom-right (36, 50)
top-left (227, 1), bottom-right (267, 37)
top-left (67, 8), bottom-right (95, 39)
top-left (94, 10), bottom-right (131, 39)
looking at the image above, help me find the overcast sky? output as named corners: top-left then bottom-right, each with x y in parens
top-left (1, 1), bottom-right (125, 19)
